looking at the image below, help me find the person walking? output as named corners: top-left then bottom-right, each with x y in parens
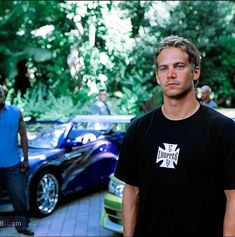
top-left (0, 85), bottom-right (34, 236)
top-left (200, 85), bottom-right (218, 109)
top-left (115, 35), bottom-right (235, 237)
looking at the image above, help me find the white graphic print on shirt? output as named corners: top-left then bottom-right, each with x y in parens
top-left (156, 143), bottom-right (180, 169)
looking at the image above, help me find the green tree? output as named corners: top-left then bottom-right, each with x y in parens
top-left (0, 1), bottom-right (77, 93)
top-left (160, 1), bottom-right (235, 106)
top-left (1, 1), bottom-right (235, 121)
top-left (122, 1), bottom-right (235, 107)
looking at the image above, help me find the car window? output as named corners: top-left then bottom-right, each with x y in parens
top-left (28, 124), bottom-right (66, 149)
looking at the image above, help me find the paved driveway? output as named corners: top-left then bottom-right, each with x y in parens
top-left (0, 189), bottom-right (116, 236)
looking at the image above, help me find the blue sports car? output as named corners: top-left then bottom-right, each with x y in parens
top-left (0, 115), bottom-right (134, 217)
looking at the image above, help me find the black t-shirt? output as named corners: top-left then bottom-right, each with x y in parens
top-left (115, 105), bottom-right (235, 237)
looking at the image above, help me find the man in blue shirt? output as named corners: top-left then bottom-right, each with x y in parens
top-left (201, 85), bottom-right (218, 109)
top-left (0, 85), bottom-right (34, 236)
top-left (92, 89), bottom-right (111, 116)
top-left (91, 89), bottom-right (112, 131)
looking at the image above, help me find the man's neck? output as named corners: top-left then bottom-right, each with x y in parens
top-left (162, 97), bottom-right (200, 121)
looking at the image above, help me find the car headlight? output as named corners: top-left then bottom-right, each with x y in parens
top-left (108, 175), bottom-right (125, 198)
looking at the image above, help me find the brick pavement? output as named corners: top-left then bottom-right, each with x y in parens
top-left (0, 190), bottom-right (116, 237)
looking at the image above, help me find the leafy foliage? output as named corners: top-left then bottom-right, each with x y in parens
top-left (162, 1), bottom-right (235, 106)
top-left (8, 84), bottom-right (92, 122)
top-left (119, 1), bottom-right (235, 107)
top-left (1, 1), bottom-right (235, 121)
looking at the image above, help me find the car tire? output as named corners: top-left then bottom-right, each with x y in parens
top-left (30, 171), bottom-right (60, 217)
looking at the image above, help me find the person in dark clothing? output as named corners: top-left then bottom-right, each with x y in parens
top-left (115, 35), bottom-right (235, 237)
top-left (14, 60), bottom-right (30, 96)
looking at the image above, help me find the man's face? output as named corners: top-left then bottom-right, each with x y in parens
top-left (156, 47), bottom-right (200, 99)
top-left (201, 89), bottom-right (210, 101)
top-left (0, 86), bottom-right (5, 104)
top-left (99, 91), bottom-right (107, 102)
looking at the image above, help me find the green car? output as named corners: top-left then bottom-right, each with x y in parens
top-left (100, 174), bottom-right (124, 234)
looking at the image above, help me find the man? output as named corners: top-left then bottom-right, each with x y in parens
top-left (115, 35), bottom-right (235, 237)
top-left (91, 89), bottom-right (112, 131)
top-left (92, 89), bottom-right (111, 115)
top-left (201, 84), bottom-right (218, 108)
top-left (0, 85), bottom-right (34, 236)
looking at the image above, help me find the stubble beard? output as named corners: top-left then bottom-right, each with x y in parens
top-left (164, 85), bottom-right (192, 100)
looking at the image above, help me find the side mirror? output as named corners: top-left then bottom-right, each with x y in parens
top-left (65, 140), bottom-right (82, 152)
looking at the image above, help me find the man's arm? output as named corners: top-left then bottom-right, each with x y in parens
top-left (224, 190), bottom-right (235, 236)
top-left (18, 112), bottom-right (29, 172)
top-left (122, 183), bottom-right (140, 237)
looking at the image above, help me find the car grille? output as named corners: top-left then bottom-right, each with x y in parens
top-left (105, 207), bottom-right (122, 225)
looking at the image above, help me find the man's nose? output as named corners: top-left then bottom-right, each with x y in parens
top-left (167, 67), bottom-right (177, 78)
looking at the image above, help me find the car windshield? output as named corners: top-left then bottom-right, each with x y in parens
top-left (25, 115), bottom-right (134, 149)
top-left (28, 123), bottom-right (67, 149)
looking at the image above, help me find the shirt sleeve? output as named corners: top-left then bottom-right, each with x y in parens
top-left (218, 118), bottom-right (235, 190)
top-left (114, 118), bottom-right (140, 186)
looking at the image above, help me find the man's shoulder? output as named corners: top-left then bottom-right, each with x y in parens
top-left (4, 104), bottom-right (21, 116)
top-left (5, 104), bottom-right (20, 111)
top-left (133, 108), bottom-right (155, 121)
top-left (202, 105), bottom-right (235, 127)
top-left (130, 108), bottom-right (158, 132)
top-left (207, 99), bottom-right (218, 109)
top-left (93, 100), bottom-right (104, 107)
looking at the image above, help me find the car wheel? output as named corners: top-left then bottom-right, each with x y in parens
top-left (30, 172), bottom-right (60, 217)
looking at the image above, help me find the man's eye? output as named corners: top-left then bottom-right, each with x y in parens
top-left (176, 64), bottom-right (185, 70)
top-left (159, 67), bottom-right (167, 72)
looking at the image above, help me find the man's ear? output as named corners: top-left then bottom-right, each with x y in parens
top-left (156, 74), bottom-right (160, 85)
top-left (193, 66), bottom-right (200, 82)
